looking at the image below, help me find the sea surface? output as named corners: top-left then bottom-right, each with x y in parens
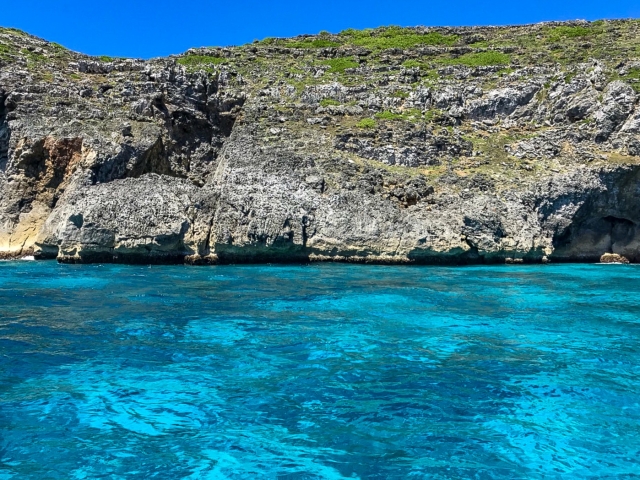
top-left (0, 261), bottom-right (639, 479)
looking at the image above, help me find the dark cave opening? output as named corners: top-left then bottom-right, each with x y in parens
top-left (552, 215), bottom-right (639, 262)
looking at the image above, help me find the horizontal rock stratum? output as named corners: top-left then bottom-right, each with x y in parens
top-left (1, 20), bottom-right (640, 264)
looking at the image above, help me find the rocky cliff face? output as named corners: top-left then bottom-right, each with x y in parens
top-left (1, 20), bottom-right (640, 264)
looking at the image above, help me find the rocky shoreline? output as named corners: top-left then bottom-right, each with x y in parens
top-left (1, 21), bottom-right (640, 265)
top-left (0, 251), bottom-right (633, 265)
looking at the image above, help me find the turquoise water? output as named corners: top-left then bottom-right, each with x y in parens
top-left (0, 262), bottom-right (639, 479)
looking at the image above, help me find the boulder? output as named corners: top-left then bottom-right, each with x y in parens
top-left (600, 253), bottom-right (630, 264)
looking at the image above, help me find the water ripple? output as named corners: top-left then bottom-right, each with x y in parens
top-left (0, 262), bottom-right (639, 478)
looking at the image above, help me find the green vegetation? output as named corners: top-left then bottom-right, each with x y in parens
top-left (339, 28), bottom-right (374, 39)
top-left (321, 57), bottom-right (358, 73)
top-left (287, 38), bottom-right (340, 48)
top-left (402, 59), bottom-right (423, 69)
top-left (177, 55), bottom-right (226, 70)
top-left (408, 51), bottom-right (511, 69)
top-left (356, 118), bottom-right (377, 129)
top-left (446, 51), bottom-right (511, 67)
top-left (402, 60), bottom-right (440, 85)
top-left (320, 98), bottom-right (341, 107)
top-left (246, 21), bottom-right (639, 68)
top-left (98, 55), bottom-right (115, 62)
top-left (0, 27), bottom-right (27, 37)
top-left (258, 33), bottom-right (341, 49)
top-left (469, 41), bottom-right (489, 48)
top-left (0, 42), bottom-right (13, 61)
top-left (391, 90), bottom-right (410, 98)
top-left (375, 109), bottom-right (422, 121)
top-left (497, 67), bottom-right (513, 76)
top-left (623, 67), bottom-right (640, 81)
top-left (621, 67), bottom-right (640, 92)
top-left (376, 111), bottom-right (404, 120)
top-left (424, 108), bottom-right (443, 122)
top-left (423, 70), bottom-right (440, 83)
top-left (341, 26), bottom-right (458, 50)
top-left (286, 65), bottom-right (306, 76)
top-left (465, 132), bottom-right (526, 167)
top-left (546, 25), bottom-right (602, 42)
top-left (21, 48), bottom-right (46, 65)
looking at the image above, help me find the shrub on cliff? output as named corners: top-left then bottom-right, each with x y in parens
top-left (356, 118), bottom-right (377, 129)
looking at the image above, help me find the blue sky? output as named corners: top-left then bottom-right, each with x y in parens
top-left (3, 0), bottom-right (640, 59)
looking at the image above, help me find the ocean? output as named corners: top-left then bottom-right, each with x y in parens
top-left (1, 261), bottom-right (639, 479)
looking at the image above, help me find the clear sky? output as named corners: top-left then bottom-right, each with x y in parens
top-left (3, 0), bottom-right (640, 59)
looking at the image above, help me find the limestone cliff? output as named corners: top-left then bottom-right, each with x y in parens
top-left (1, 20), bottom-right (640, 264)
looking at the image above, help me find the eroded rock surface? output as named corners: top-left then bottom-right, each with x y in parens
top-left (1, 21), bottom-right (640, 263)
top-left (600, 252), bottom-right (630, 264)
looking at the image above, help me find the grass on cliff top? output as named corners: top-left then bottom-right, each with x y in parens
top-left (257, 26), bottom-right (458, 50)
top-left (177, 54), bottom-right (226, 69)
top-left (545, 24), bottom-right (604, 42)
top-left (477, 20), bottom-right (637, 65)
top-left (250, 21), bottom-right (640, 67)
top-left (340, 27), bottom-right (458, 50)
top-left (49, 42), bottom-right (68, 52)
top-left (286, 38), bottom-right (341, 49)
top-left (0, 27), bottom-right (28, 37)
top-left (259, 34), bottom-right (341, 49)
